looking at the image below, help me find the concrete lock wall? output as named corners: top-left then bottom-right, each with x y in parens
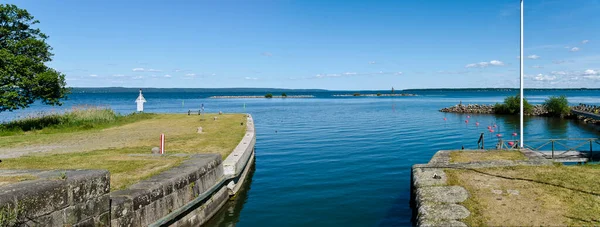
top-left (0, 114), bottom-right (256, 227)
top-left (0, 169), bottom-right (111, 226)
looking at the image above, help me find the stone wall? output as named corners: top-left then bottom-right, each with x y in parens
top-left (0, 169), bottom-right (110, 226)
top-left (109, 154), bottom-right (224, 226)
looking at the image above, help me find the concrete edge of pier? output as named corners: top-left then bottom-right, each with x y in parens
top-left (411, 150), bottom-right (553, 226)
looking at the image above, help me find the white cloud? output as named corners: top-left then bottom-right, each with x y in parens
top-left (570, 47), bottom-right (580, 52)
top-left (551, 71), bottom-right (568, 76)
top-left (89, 74), bottom-right (98, 77)
top-left (584, 69), bottom-right (598, 75)
top-left (164, 74), bottom-right (172, 78)
top-left (584, 75), bottom-right (600, 80)
top-left (490, 60), bottom-right (504, 66)
top-left (465, 60), bottom-right (504, 68)
top-left (527, 55), bottom-right (540, 59)
top-left (245, 77), bottom-right (258, 80)
top-left (261, 52), bottom-right (272, 57)
top-left (132, 68), bottom-right (162, 72)
top-left (533, 74), bottom-right (556, 81)
top-left (582, 40), bottom-right (589, 44)
top-left (395, 72), bottom-right (403, 75)
top-left (368, 61), bottom-right (376, 65)
top-left (113, 74), bottom-right (125, 77)
top-left (553, 60), bottom-right (567, 64)
top-left (343, 72), bottom-right (357, 75)
top-left (174, 69), bottom-right (183, 72)
top-left (531, 65), bottom-right (543, 68)
top-left (132, 76), bottom-right (144, 80)
top-left (185, 73), bottom-right (196, 77)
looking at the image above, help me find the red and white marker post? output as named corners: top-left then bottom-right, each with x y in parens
top-left (160, 133), bottom-right (165, 154)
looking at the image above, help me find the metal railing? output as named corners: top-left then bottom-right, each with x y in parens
top-left (492, 138), bottom-right (600, 160)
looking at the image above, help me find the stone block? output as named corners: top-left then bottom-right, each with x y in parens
top-left (417, 186), bottom-right (469, 204)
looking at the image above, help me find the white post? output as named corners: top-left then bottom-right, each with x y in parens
top-left (519, 0), bottom-right (524, 148)
top-left (160, 133), bottom-right (165, 154)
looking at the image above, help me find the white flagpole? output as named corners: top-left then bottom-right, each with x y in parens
top-left (520, 0), bottom-right (524, 148)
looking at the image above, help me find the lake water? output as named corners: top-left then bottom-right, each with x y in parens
top-left (3, 89), bottom-right (600, 226)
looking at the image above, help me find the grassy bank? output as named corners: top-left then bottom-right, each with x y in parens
top-left (0, 110), bottom-right (247, 189)
top-left (449, 150), bottom-right (526, 163)
top-left (0, 106), bottom-right (153, 136)
top-left (446, 163), bottom-right (600, 226)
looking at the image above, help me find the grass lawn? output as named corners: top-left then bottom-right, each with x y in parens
top-left (449, 150), bottom-right (526, 163)
top-left (446, 164), bottom-right (600, 226)
top-left (0, 110), bottom-right (247, 190)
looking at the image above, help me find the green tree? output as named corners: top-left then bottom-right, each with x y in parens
top-left (494, 94), bottom-right (533, 115)
top-left (281, 93), bottom-right (287, 97)
top-left (265, 93), bottom-right (273, 98)
top-left (543, 95), bottom-right (570, 117)
top-left (0, 4), bottom-right (68, 112)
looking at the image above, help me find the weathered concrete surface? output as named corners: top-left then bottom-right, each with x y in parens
top-left (417, 186), bottom-right (468, 204)
top-left (109, 154), bottom-right (223, 227)
top-left (223, 115), bottom-right (256, 177)
top-left (0, 169), bottom-right (110, 226)
top-left (412, 149), bottom-right (554, 226)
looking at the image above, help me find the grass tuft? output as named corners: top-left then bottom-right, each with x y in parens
top-left (0, 106), bottom-right (153, 136)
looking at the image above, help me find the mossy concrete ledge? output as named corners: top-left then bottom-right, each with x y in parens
top-left (109, 154), bottom-right (224, 226)
top-left (0, 169), bottom-right (111, 226)
top-left (411, 149), bottom-right (553, 226)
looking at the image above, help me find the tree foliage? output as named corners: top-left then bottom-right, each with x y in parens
top-left (494, 94), bottom-right (533, 115)
top-left (0, 4), bottom-right (68, 112)
top-left (264, 93), bottom-right (273, 98)
top-left (543, 95), bottom-right (570, 117)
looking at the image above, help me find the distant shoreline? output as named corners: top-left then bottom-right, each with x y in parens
top-left (210, 95), bottom-right (315, 99)
top-left (333, 93), bottom-right (417, 97)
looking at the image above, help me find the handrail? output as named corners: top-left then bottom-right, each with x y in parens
top-left (484, 137), bottom-right (598, 161)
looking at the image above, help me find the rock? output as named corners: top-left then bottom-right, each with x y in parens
top-left (213, 116), bottom-right (218, 120)
top-left (491, 189), bottom-right (503, 195)
top-left (507, 189), bottom-right (520, 196)
top-left (219, 111), bottom-right (223, 115)
top-left (197, 127), bottom-right (203, 133)
top-left (151, 147), bottom-right (160, 154)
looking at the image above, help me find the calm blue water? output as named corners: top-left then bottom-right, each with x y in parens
top-left (3, 90), bottom-right (600, 226)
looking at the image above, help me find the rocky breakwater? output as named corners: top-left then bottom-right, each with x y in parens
top-left (439, 103), bottom-right (548, 116)
top-left (439, 104), bottom-right (494, 114)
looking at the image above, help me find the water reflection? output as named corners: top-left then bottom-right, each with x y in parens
top-left (205, 163), bottom-right (256, 227)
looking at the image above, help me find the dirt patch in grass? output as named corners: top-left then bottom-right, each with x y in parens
top-left (449, 150), bottom-right (526, 163)
top-left (446, 164), bottom-right (600, 226)
top-left (0, 175), bottom-right (38, 187)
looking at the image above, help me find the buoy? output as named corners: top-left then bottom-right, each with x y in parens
top-left (465, 120), bottom-right (469, 123)
top-left (467, 115), bottom-right (471, 118)
top-left (490, 129), bottom-right (495, 133)
top-left (512, 132), bottom-right (518, 136)
top-left (508, 141), bottom-right (515, 146)
top-left (476, 122), bottom-right (480, 126)
top-left (487, 126), bottom-right (492, 129)
top-left (496, 134), bottom-right (502, 138)
top-left (443, 117), bottom-right (447, 121)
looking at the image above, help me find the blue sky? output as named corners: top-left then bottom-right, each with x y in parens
top-left (7, 0), bottom-right (600, 89)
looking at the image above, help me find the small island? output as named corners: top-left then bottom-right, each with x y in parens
top-left (333, 93), bottom-right (417, 97)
